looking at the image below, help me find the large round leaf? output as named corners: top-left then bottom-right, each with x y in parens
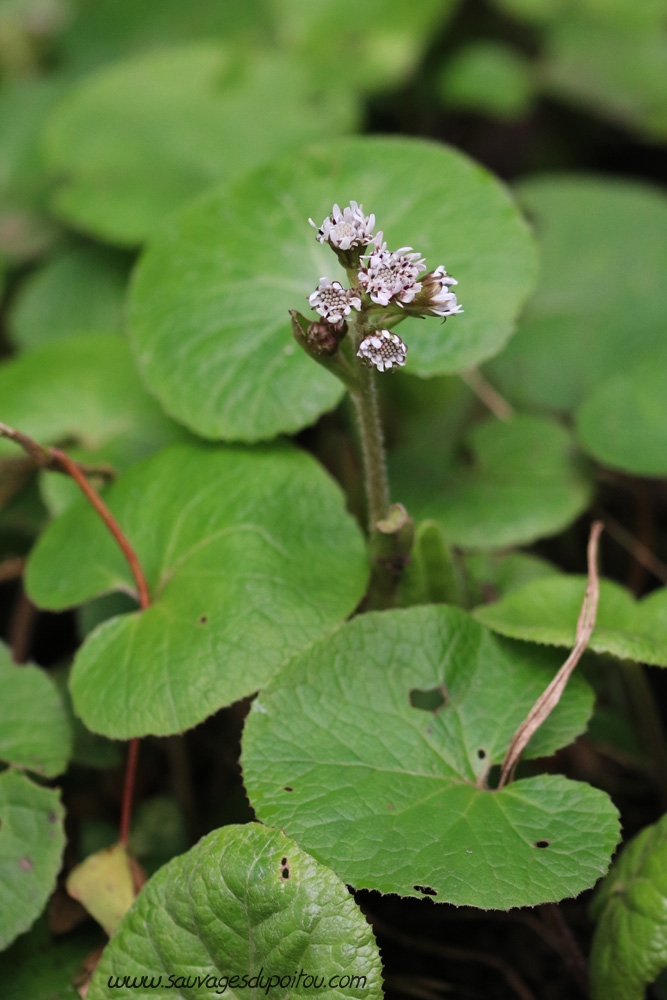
top-left (576, 357), bottom-right (667, 477)
top-left (487, 177), bottom-right (667, 412)
top-left (0, 770), bottom-right (66, 950)
top-left (0, 642), bottom-right (71, 777)
top-left (474, 576), bottom-right (667, 667)
top-left (26, 442), bottom-right (368, 738)
top-left (129, 136), bottom-right (538, 441)
top-left (392, 414), bottom-right (592, 549)
top-left (89, 823), bottom-right (383, 1000)
top-left (242, 606), bottom-right (619, 909)
top-left (44, 44), bottom-right (358, 246)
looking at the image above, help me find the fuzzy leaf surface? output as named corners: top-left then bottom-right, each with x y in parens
top-left (487, 178), bottom-right (667, 412)
top-left (0, 642), bottom-right (71, 776)
top-left (88, 823), bottom-right (383, 1000)
top-left (129, 136), bottom-right (537, 441)
top-left (242, 606), bottom-right (618, 909)
top-left (475, 576), bottom-right (667, 666)
top-left (26, 443), bottom-right (368, 738)
top-left (0, 770), bottom-right (66, 949)
top-left (590, 814), bottom-right (667, 1000)
top-left (44, 44), bottom-right (358, 245)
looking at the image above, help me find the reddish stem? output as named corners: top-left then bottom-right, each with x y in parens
top-left (119, 738), bottom-right (140, 847)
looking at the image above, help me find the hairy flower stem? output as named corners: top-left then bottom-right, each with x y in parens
top-left (350, 365), bottom-right (389, 534)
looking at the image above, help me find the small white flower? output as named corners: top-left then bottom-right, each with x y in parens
top-left (357, 330), bottom-right (407, 372)
top-left (308, 277), bottom-right (361, 324)
top-left (421, 264), bottom-right (464, 317)
top-left (309, 201), bottom-right (376, 251)
top-left (358, 242), bottom-right (426, 307)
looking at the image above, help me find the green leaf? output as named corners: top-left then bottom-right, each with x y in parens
top-left (576, 357), bottom-right (667, 477)
top-left (50, 664), bottom-right (122, 771)
top-left (464, 549), bottom-right (562, 606)
top-left (0, 334), bottom-right (189, 496)
top-left (8, 244), bottom-right (130, 349)
top-left (0, 918), bottom-right (101, 1000)
top-left (242, 605), bottom-right (618, 909)
top-left (88, 823), bottom-right (384, 1000)
top-left (0, 642), bottom-right (71, 776)
top-left (0, 769), bottom-right (66, 950)
top-left (590, 813), bottom-right (667, 1000)
top-left (437, 42), bottom-right (535, 120)
top-left (129, 136), bottom-right (537, 441)
top-left (474, 576), bottom-right (667, 666)
top-left (26, 442), bottom-right (368, 738)
top-left (486, 177), bottom-right (667, 412)
top-left (44, 44), bottom-right (359, 246)
top-left (393, 414), bottom-right (592, 549)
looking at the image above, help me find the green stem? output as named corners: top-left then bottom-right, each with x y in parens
top-left (350, 365), bottom-right (389, 534)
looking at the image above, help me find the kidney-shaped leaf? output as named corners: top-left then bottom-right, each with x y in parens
top-left (44, 44), bottom-right (358, 246)
top-left (0, 642), bottom-right (71, 777)
top-left (89, 823), bottom-right (383, 1000)
top-left (242, 606), bottom-right (619, 909)
top-left (474, 576), bottom-right (667, 666)
top-left (129, 136), bottom-right (538, 441)
top-left (0, 770), bottom-right (66, 950)
top-left (26, 442), bottom-right (368, 738)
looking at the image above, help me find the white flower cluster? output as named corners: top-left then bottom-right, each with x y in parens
top-left (357, 330), bottom-right (407, 372)
top-left (308, 278), bottom-right (361, 325)
top-left (421, 265), bottom-right (464, 318)
top-left (357, 242), bottom-right (426, 307)
top-left (309, 201), bottom-right (376, 251)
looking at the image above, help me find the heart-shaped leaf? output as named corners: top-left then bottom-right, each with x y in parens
top-left (44, 44), bottom-right (359, 246)
top-left (242, 605), bottom-right (618, 909)
top-left (590, 814), bottom-right (667, 1000)
top-left (393, 414), bottom-right (592, 549)
top-left (0, 642), bottom-right (71, 777)
top-left (88, 823), bottom-right (384, 1000)
top-left (576, 357), bottom-right (667, 477)
top-left (0, 770), bottom-right (66, 949)
top-left (474, 576), bottom-right (667, 666)
top-left (486, 177), bottom-right (667, 412)
top-left (129, 136), bottom-right (538, 441)
top-left (26, 442), bottom-right (368, 738)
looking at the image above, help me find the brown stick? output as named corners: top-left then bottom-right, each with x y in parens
top-left (0, 422), bottom-right (114, 479)
top-left (596, 507), bottom-right (667, 587)
top-left (498, 522), bottom-right (603, 788)
top-left (460, 369), bottom-right (514, 421)
top-left (0, 556), bottom-right (25, 583)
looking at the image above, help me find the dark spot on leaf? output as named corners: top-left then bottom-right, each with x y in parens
top-left (477, 749), bottom-right (486, 760)
top-left (281, 857), bottom-right (287, 866)
top-left (19, 856), bottom-right (33, 872)
top-left (425, 727), bottom-right (433, 735)
top-left (414, 884), bottom-right (437, 896)
top-left (388, 803), bottom-right (394, 810)
top-left (199, 615), bottom-right (208, 624)
top-left (534, 840), bottom-right (550, 849)
top-left (283, 786), bottom-right (293, 792)
top-left (282, 867), bottom-right (290, 879)
top-left (280, 857), bottom-right (290, 879)
top-left (409, 686), bottom-right (447, 713)
top-left (47, 811), bottom-right (57, 823)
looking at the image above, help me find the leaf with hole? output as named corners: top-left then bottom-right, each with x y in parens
top-left (0, 770), bottom-right (66, 950)
top-left (129, 136), bottom-right (537, 441)
top-left (88, 823), bottom-right (384, 1000)
top-left (26, 442), bottom-right (368, 738)
top-left (0, 641), bottom-right (71, 777)
top-left (242, 605), bottom-right (618, 908)
top-left (474, 576), bottom-right (667, 666)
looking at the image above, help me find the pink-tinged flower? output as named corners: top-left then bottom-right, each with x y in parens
top-left (420, 265), bottom-right (464, 317)
top-left (358, 242), bottom-right (426, 307)
top-left (309, 201), bottom-right (376, 251)
top-left (357, 330), bottom-right (407, 372)
top-left (308, 278), bottom-right (361, 324)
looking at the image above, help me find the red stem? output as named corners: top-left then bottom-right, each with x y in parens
top-left (119, 738), bottom-right (140, 847)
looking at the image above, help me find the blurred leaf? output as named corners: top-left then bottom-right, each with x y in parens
top-left (51, 664), bottom-right (121, 770)
top-left (66, 842), bottom-right (136, 936)
top-left (0, 769), bottom-right (66, 949)
top-left (437, 42), bottom-right (535, 120)
top-left (475, 576), bottom-right (667, 667)
top-left (129, 795), bottom-right (188, 873)
top-left (88, 824), bottom-right (384, 1000)
top-left (242, 605), bottom-right (615, 908)
top-left (27, 442), bottom-right (369, 738)
top-left (393, 414), bottom-right (592, 549)
top-left (129, 137), bottom-right (537, 441)
top-left (0, 641), bottom-right (71, 776)
top-left (44, 44), bottom-right (359, 245)
top-left (487, 177), bottom-right (667, 412)
top-left (464, 549), bottom-right (562, 605)
top-left (576, 358), bottom-right (667, 478)
top-left (590, 814), bottom-right (667, 1000)
top-left (0, 917), bottom-right (101, 1000)
top-left (8, 243), bottom-right (130, 349)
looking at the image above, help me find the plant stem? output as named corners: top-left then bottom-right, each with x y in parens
top-left (620, 659), bottom-right (667, 810)
top-left (119, 738), bottom-right (140, 847)
top-left (349, 364), bottom-right (389, 534)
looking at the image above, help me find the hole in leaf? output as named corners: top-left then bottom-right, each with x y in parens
top-left (281, 857), bottom-right (287, 866)
top-left (534, 840), bottom-right (550, 849)
top-left (283, 786), bottom-right (293, 792)
top-left (282, 867), bottom-right (290, 879)
top-left (409, 686), bottom-right (447, 713)
top-left (477, 749), bottom-right (486, 760)
top-left (414, 884), bottom-right (437, 896)
top-left (199, 615), bottom-right (208, 624)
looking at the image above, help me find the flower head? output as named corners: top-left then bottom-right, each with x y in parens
top-left (419, 265), bottom-right (464, 318)
top-left (309, 201), bottom-right (376, 251)
top-left (357, 330), bottom-right (407, 372)
top-left (358, 242), bottom-right (426, 307)
top-left (308, 277), bottom-right (361, 325)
